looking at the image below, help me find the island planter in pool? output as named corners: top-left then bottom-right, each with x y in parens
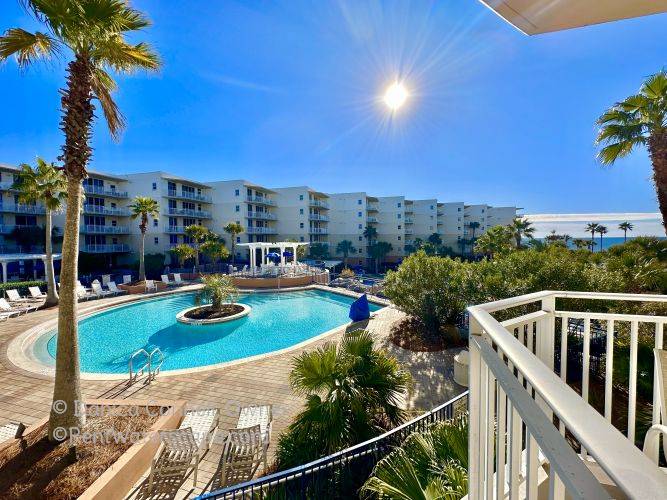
top-left (176, 303), bottom-right (251, 325)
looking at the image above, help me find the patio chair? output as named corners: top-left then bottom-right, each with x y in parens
top-left (148, 407), bottom-right (219, 490)
top-left (76, 286), bottom-right (95, 301)
top-left (6, 289), bottom-right (35, 304)
top-left (145, 280), bottom-right (157, 292)
top-left (0, 297), bottom-right (35, 315)
top-left (102, 274), bottom-right (111, 285)
top-left (643, 349), bottom-right (667, 464)
top-left (107, 281), bottom-right (127, 295)
top-left (28, 286), bottom-right (47, 300)
top-left (173, 273), bottom-right (184, 285)
top-left (123, 274), bottom-right (132, 284)
top-left (161, 274), bottom-right (173, 286)
top-left (0, 421), bottom-right (25, 444)
top-left (91, 282), bottom-right (113, 298)
top-left (219, 425), bottom-right (264, 487)
top-left (235, 405), bottom-right (272, 473)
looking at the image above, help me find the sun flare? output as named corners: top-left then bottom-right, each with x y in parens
top-left (383, 81), bottom-right (408, 111)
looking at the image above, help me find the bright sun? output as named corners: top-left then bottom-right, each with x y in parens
top-left (383, 81), bottom-right (408, 111)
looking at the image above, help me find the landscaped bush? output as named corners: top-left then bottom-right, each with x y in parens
top-left (0, 280), bottom-right (46, 296)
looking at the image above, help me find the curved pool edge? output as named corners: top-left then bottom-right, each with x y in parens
top-left (7, 285), bottom-right (391, 381)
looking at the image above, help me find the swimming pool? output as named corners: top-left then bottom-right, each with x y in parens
top-left (36, 290), bottom-right (382, 375)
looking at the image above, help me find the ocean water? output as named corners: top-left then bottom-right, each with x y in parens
top-left (41, 290), bottom-right (381, 374)
top-left (537, 236), bottom-right (664, 250)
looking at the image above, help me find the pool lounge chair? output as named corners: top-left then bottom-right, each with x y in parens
top-left (123, 274), bottom-right (132, 284)
top-left (220, 425), bottom-right (264, 487)
top-left (161, 274), bottom-right (173, 287)
top-left (76, 286), bottom-right (95, 301)
top-left (91, 282), bottom-right (113, 298)
top-left (234, 405), bottom-right (273, 473)
top-left (148, 407), bottom-right (219, 490)
top-left (0, 298), bottom-right (34, 315)
top-left (643, 349), bottom-right (667, 464)
top-left (107, 281), bottom-right (127, 295)
top-left (145, 280), bottom-right (157, 292)
top-left (28, 286), bottom-right (47, 300)
top-left (0, 421), bottom-right (25, 444)
top-left (173, 273), bottom-right (184, 285)
top-left (6, 289), bottom-right (37, 304)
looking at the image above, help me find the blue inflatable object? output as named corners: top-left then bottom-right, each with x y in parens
top-left (349, 294), bottom-right (371, 322)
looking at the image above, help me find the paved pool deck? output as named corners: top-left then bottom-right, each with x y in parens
top-left (0, 285), bottom-right (465, 499)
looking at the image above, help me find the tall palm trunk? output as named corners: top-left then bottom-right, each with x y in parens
top-left (44, 210), bottom-right (59, 307)
top-left (139, 229), bottom-right (146, 281)
top-left (623, 230), bottom-right (628, 242)
top-left (48, 54), bottom-right (94, 441)
top-left (590, 232), bottom-right (595, 251)
top-left (648, 132), bottom-right (667, 235)
top-left (600, 234), bottom-right (603, 250)
top-left (231, 238), bottom-right (235, 265)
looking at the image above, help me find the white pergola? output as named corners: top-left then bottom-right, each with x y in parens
top-left (237, 241), bottom-right (309, 269)
top-left (0, 253), bottom-right (62, 283)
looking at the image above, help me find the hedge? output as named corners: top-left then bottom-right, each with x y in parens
top-left (0, 280), bottom-right (47, 296)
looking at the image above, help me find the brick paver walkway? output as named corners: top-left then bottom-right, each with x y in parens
top-left (0, 286), bottom-right (464, 498)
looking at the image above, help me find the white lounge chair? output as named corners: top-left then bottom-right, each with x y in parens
top-left (173, 273), bottom-right (184, 285)
top-left (0, 297), bottom-right (33, 315)
top-left (28, 286), bottom-right (47, 300)
top-left (220, 425), bottom-right (264, 487)
top-left (107, 281), bottom-right (127, 295)
top-left (123, 274), bottom-right (132, 284)
top-left (0, 421), bottom-right (25, 444)
top-left (145, 279), bottom-right (157, 292)
top-left (149, 407), bottom-right (219, 490)
top-left (235, 405), bottom-right (273, 473)
top-left (92, 282), bottom-right (113, 298)
top-left (6, 289), bottom-right (35, 304)
top-left (161, 274), bottom-right (172, 286)
top-left (643, 349), bottom-right (667, 464)
top-left (102, 274), bottom-right (111, 285)
top-left (76, 286), bottom-right (95, 301)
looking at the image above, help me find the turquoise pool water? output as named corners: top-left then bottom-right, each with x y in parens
top-left (42, 290), bottom-right (381, 374)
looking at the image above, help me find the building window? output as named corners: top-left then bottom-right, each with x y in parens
top-left (397, 225), bottom-right (401, 230)
top-left (358, 199), bottom-right (362, 205)
top-left (235, 189), bottom-right (239, 196)
top-left (153, 219), bottom-right (158, 227)
top-left (358, 212), bottom-right (362, 217)
top-left (299, 208), bottom-right (304, 215)
top-left (152, 182), bottom-right (157, 190)
top-left (235, 205), bottom-right (240, 212)
top-left (154, 237), bottom-right (159, 244)
top-left (458, 226), bottom-right (461, 230)
top-left (397, 214), bottom-right (401, 219)
top-left (398, 236), bottom-right (401, 241)
top-left (358, 224), bottom-right (362, 229)
top-left (397, 202), bottom-right (401, 208)
top-left (300, 222), bottom-right (304, 228)
top-left (358, 236), bottom-right (362, 241)
top-left (430, 205), bottom-right (434, 210)
top-left (458, 207), bottom-right (461, 212)
top-left (169, 235), bottom-right (178, 244)
top-left (236, 236), bottom-right (241, 243)
top-left (300, 236), bottom-right (304, 242)
top-left (299, 194), bottom-right (304, 201)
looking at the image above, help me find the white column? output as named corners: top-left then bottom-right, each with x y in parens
top-left (33, 259), bottom-right (38, 279)
top-left (1, 262), bottom-right (6, 283)
top-left (293, 245), bottom-right (298, 265)
top-left (280, 245), bottom-right (286, 265)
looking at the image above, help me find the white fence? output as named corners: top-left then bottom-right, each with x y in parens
top-left (467, 291), bottom-right (667, 499)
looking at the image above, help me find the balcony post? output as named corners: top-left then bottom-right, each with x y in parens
top-left (1, 261), bottom-right (7, 283)
top-left (468, 314), bottom-right (483, 500)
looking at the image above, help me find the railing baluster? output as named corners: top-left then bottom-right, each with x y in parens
top-left (605, 319), bottom-right (615, 421)
top-left (486, 369), bottom-right (495, 500)
top-left (509, 403), bottom-right (521, 500)
top-left (526, 430), bottom-right (539, 500)
top-left (496, 384), bottom-right (507, 500)
top-left (628, 320), bottom-right (639, 443)
top-left (653, 321), bottom-right (665, 427)
top-left (479, 360), bottom-right (489, 498)
top-left (581, 318), bottom-right (591, 459)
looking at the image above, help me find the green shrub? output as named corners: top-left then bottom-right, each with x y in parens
top-left (0, 280), bottom-right (46, 296)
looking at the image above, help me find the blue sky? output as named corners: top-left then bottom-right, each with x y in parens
top-left (1, 1), bottom-right (666, 219)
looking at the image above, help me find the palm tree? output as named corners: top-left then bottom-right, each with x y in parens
top-left (12, 158), bottom-right (66, 307)
top-left (223, 222), bottom-right (244, 265)
top-left (0, 0), bottom-right (160, 440)
top-left (474, 225), bottom-right (513, 258)
top-left (361, 416), bottom-right (469, 500)
top-left (585, 222), bottom-right (600, 251)
top-left (201, 239), bottom-right (229, 266)
top-left (129, 197), bottom-right (159, 281)
top-left (467, 222), bottom-right (480, 255)
top-left (597, 225), bottom-right (608, 250)
top-left (369, 241), bottom-right (393, 273)
top-left (170, 243), bottom-right (196, 269)
top-left (427, 232), bottom-right (442, 248)
top-left (184, 224), bottom-right (211, 272)
top-left (596, 71), bottom-right (667, 235)
top-left (573, 239), bottom-right (590, 250)
top-left (195, 274), bottom-right (238, 312)
top-left (276, 330), bottom-right (411, 468)
top-left (619, 221), bottom-right (634, 242)
top-left (336, 239), bottom-right (355, 262)
top-left (508, 217), bottom-right (535, 248)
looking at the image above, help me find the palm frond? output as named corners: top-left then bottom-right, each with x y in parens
top-left (90, 66), bottom-right (125, 139)
top-left (641, 70), bottom-right (667, 100)
top-left (80, 0), bottom-right (151, 33)
top-left (596, 139), bottom-right (643, 165)
top-left (93, 37), bottom-right (160, 72)
top-left (0, 28), bottom-right (60, 67)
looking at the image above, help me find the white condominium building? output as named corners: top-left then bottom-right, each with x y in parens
top-left (376, 196), bottom-right (407, 263)
top-left (209, 180), bottom-right (278, 261)
top-left (273, 187), bottom-right (330, 245)
top-left (327, 192), bottom-right (379, 266)
top-left (463, 204), bottom-right (517, 240)
top-left (124, 172), bottom-right (214, 256)
top-left (437, 202), bottom-right (465, 249)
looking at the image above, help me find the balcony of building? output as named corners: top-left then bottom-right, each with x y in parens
top-left (0, 182), bottom-right (14, 191)
top-left (164, 225), bottom-right (186, 234)
top-left (467, 291), bottom-right (667, 500)
top-left (309, 198), bottom-right (329, 210)
top-left (367, 203), bottom-right (379, 212)
top-left (80, 225), bottom-right (130, 235)
top-left (164, 189), bottom-right (212, 203)
top-left (0, 204), bottom-right (46, 215)
top-left (309, 227), bottom-right (328, 234)
top-left (366, 216), bottom-right (378, 223)
top-left (83, 185), bottom-right (129, 198)
top-left (404, 217), bottom-right (414, 224)
top-left (80, 244), bottom-right (130, 253)
top-left (166, 207), bottom-right (212, 218)
top-left (309, 213), bottom-right (329, 222)
top-left (83, 205), bottom-right (131, 217)
top-left (0, 224), bottom-right (42, 234)
top-left (247, 211), bottom-right (277, 220)
top-left (246, 227), bottom-right (278, 235)
top-left (245, 195), bottom-right (275, 206)
top-left (405, 228), bottom-right (414, 235)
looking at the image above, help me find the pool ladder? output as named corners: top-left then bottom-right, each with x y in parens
top-left (128, 347), bottom-right (164, 385)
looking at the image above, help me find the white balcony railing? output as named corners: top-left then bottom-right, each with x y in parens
top-left (166, 208), bottom-right (212, 218)
top-left (309, 198), bottom-right (329, 209)
top-left (80, 225), bottom-right (130, 234)
top-left (467, 291), bottom-right (667, 500)
top-left (309, 213), bottom-right (329, 222)
top-left (165, 189), bottom-right (212, 203)
top-left (309, 227), bottom-right (328, 234)
top-left (404, 217), bottom-right (414, 224)
top-left (80, 244), bottom-right (130, 253)
top-left (367, 203), bottom-right (379, 211)
top-left (0, 203), bottom-right (46, 214)
top-left (366, 216), bottom-right (378, 223)
top-left (83, 185), bottom-right (128, 198)
top-left (83, 205), bottom-right (130, 216)
top-left (247, 211), bottom-right (277, 220)
top-left (164, 225), bottom-right (186, 234)
top-left (246, 227), bottom-right (278, 234)
top-left (404, 229), bottom-right (413, 235)
top-left (246, 195), bottom-right (275, 206)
